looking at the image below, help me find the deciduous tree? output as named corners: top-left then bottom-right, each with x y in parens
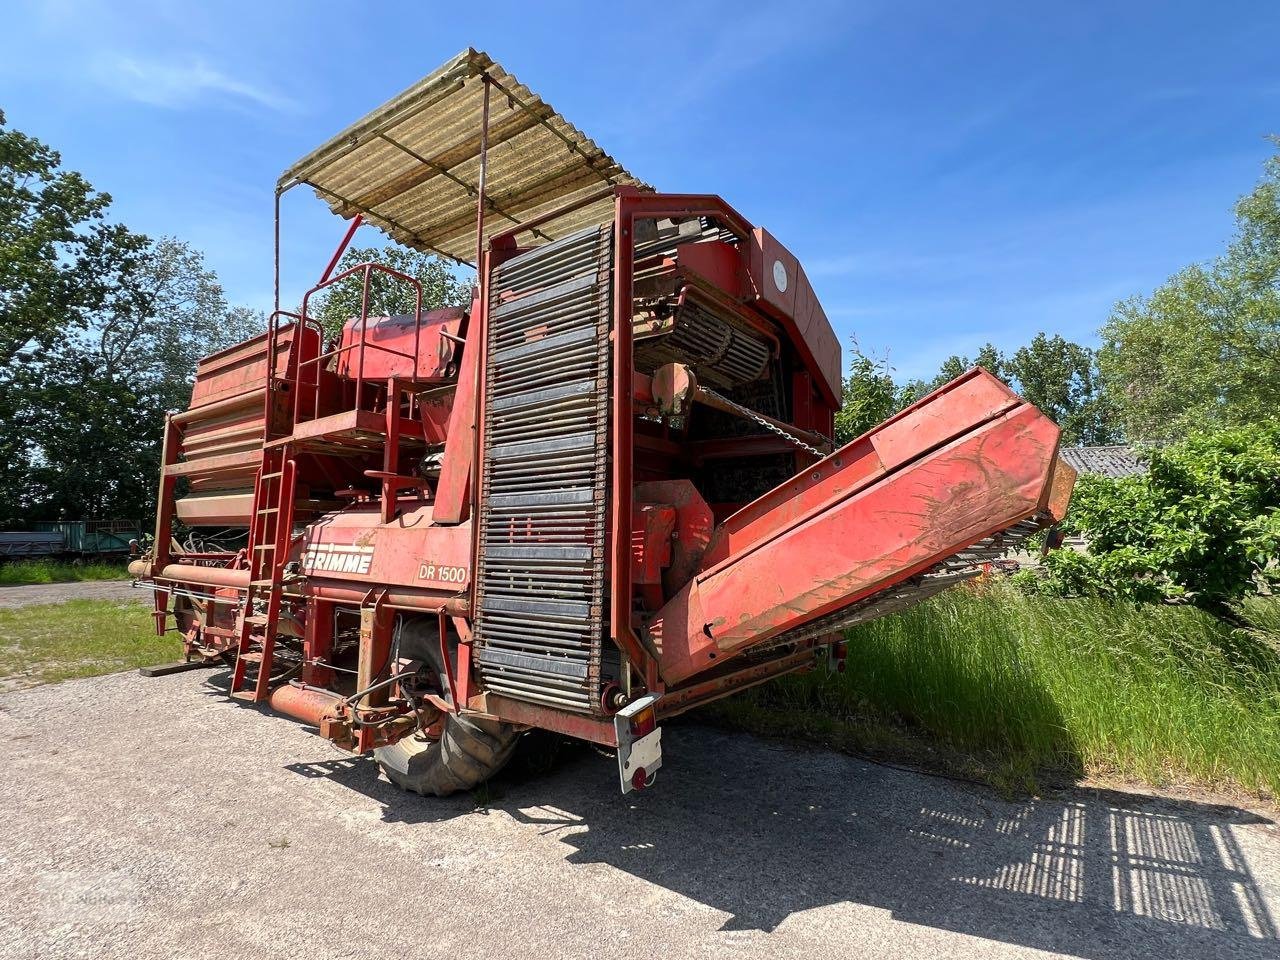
top-left (899, 337), bottom-right (1117, 445)
top-left (19, 238), bottom-right (261, 520)
top-left (1006, 334), bottom-right (1119, 445)
top-left (1099, 142), bottom-right (1280, 442)
top-left (308, 244), bottom-right (472, 340)
top-left (0, 109), bottom-right (129, 365)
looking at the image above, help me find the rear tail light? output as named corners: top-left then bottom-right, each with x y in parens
top-left (629, 703), bottom-right (656, 739)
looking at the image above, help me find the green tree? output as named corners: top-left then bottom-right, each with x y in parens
top-left (0, 111), bottom-right (263, 525)
top-left (308, 244), bottom-right (472, 340)
top-left (15, 348), bottom-right (167, 521)
top-left (20, 236), bottom-right (259, 522)
top-left (114, 238), bottom-right (262, 411)
top-left (3, 237), bottom-right (262, 524)
top-left (0, 374), bottom-right (28, 527)
top-left (834, 343), bottom-right (900, 444)
top-left (901, 337), bottom-right (1117, 445)
top-left (1006, 334), bottom-right (1119, 445)
top-left (0, 108), bottom-right (133, 365)
top-left (898, 343), bottom-right (1007, 407)
top-left (1099, 142), bottom-right (1280, 442)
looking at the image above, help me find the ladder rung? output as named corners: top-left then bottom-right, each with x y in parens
top-left (253, 544), bottom-right (276, 552)
top-left (261, 471), bottom-right (284, 480)
top-left (244, 615), bottom-right (272, 626)
top-left (250, 579), bottom-right (275, 586)
top-left (257, 507), bottom-right (280, 515)
top-left (237, 651), bottom-right (264, 663)
top-left (230, 690), bottom-right (263, 703)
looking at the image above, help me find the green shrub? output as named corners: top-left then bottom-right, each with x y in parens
top-left (1039, 425), bottom-right (1280, 607)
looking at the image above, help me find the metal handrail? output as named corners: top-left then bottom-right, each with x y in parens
top-left (295, 262), bottom-right (424, 425)
top-left (263, 310), bottom-right (308, 439)
top-left (298, 339), bottom-right (418, 369)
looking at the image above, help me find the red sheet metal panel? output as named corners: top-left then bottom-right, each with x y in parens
top-left (188, 324), bottom-right (312, 410)
top-left (335, 307), bottom-right (465, 381)
top-left (653, 397), bottom-right (1062, 684)
top-left (700, 368), bottom-right (1020, 571)
top-left (433, 306), bottom-right (483, 524)
top-left (674, 240), bottom-right (744, 299)
top-left (174, 324), bottom-right (317, 527)
top-left (174, 491), bottom-right (255, 526)
top-left (1043, 456), bottom-right (1077, 522)
top-left (745, 228), bottom-right (841, 407)
top-left (297, 502), bottom-right (473, 593)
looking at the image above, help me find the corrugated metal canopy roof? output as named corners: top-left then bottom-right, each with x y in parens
top-left (279, 49), bottom-right (650, 265)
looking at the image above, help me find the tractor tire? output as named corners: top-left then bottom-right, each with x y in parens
top-left (374, 619), bottom-right (521, 797)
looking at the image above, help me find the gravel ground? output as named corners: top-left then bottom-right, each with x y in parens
top-left (0, 580), bottom-right (145, 608)
top-left (1, 669), bottom-right (1278, 960)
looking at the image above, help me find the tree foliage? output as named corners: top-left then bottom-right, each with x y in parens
top-left (11, 349), bottom-right (167, 522)
top-left (2, 236), bottom-right (261, 525)
top-left (882, 336), bottom-right (1116, 445)
top-left (0, 108), bottom-right (145, 365)
top-left (1029, 426), bottom-right (1280, 610)
top-left (1005, 334), bottom-right (1120, 445)
top-left (0, 113), bottom-right (264, 525)
top-left (1099, 142), bottom-right (1280, 442)
top-left (834, 343), bottom-right (902, 444)
top-left (308, 244), bottom-right (472, 340)
top-left (114, 238), bottom-right (263, 412)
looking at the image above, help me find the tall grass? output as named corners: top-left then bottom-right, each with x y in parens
top-left (703, 584), bottom-right (1280, 796)
top-left (0, 559), bottom-right (131, 585)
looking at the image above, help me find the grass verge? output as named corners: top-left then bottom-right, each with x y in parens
top-left (697, 584), bottom-right (1280, 798)
top-left (0, 559), bottom-right (131, 586)
top-left (0, 599), bottom-right (180, 688)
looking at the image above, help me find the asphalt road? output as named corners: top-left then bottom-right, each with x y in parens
top-left (0, 580), bottom-right (144, 608)
top-left (2, 669), bottom-right (1277, 960)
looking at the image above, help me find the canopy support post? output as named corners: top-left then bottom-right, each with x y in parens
top-left (474, 74), bottom-right (491, 273)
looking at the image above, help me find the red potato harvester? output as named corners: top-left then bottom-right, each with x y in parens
top-left (130, 50), bottom-right (1075, 795)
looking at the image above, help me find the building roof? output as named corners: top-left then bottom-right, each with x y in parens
top-left (279, 49), bottom-right (650, 265)
top-left (1058, 445), bottom-right (1147, 478)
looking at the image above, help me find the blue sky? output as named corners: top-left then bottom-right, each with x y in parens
top-left (4, 0), bottom-right (1277, 381)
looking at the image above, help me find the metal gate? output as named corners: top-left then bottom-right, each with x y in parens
top-left (472, 225), bottom-right (613, 713)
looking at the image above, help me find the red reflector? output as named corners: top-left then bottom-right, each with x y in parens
top-left (630, 706), bottom-right (656, 738)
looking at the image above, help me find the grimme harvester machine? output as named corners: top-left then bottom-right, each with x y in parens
top-left (131, 50), bottom-right (1075, 795)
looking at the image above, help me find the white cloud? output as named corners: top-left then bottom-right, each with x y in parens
top-left (90, 53), bottom-right (299, 113)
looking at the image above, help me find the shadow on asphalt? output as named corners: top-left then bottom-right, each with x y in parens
top-left (278, 715), bottom-right (1279, 957)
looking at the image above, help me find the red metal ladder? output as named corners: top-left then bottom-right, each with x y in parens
top-left (229, 446), bottom-right (297, 702)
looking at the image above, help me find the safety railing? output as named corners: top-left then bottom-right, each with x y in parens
top-left (294, 263), bottom-right (425, 426)
top-left (260, 309), bottom-right (324, 439)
